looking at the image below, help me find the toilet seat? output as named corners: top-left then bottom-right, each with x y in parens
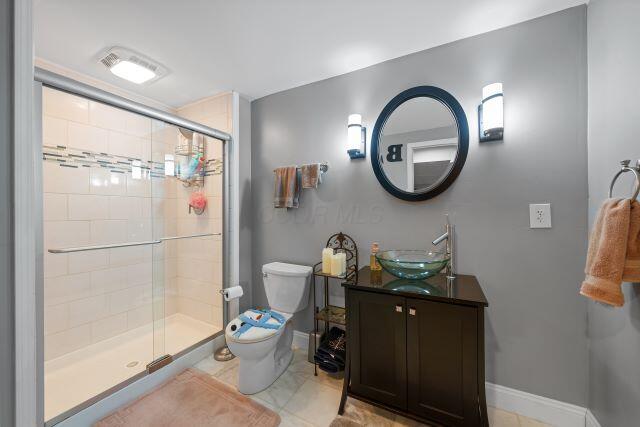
top-left (226, 309), bottom-right (292, 344)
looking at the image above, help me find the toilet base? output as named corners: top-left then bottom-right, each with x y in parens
top-left (235, 322), bottom-right (295, 394)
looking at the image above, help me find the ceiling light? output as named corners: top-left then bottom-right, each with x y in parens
top-left (98, 47), bottom-right (167, 85)
top-left (110, 60), bottom-right (156, 84)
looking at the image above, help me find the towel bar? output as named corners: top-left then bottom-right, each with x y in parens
top-left (608, 159), bottom-right (640, 200)
top-left (273, 162), bottom-right (329, 173)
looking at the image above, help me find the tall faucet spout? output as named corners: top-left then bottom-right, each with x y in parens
top-left (431, 214), bottom-right (456, 280)
top-left (432, 232), bottom-right (448, 246)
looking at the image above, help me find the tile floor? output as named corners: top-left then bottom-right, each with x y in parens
top-left (194, 347), bottom-right (551, 427)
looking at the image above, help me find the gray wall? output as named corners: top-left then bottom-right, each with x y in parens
top-left (252, 6), bottom-right (589, 405)
top-left (587, 0), bottom-right (640, 425)
top-left (238, 95), bottom-right (253, 312)
top-left (0, 0), bottom-right (14, 426)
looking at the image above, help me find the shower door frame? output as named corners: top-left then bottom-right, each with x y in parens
top-left (32, 68), bottom-right (234, 425)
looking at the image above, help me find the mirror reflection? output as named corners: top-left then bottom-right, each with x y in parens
top-left (379, 97), bottom-right (458, 193)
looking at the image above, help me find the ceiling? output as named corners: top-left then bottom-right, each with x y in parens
top-left (35, 0), bottom-right (585, 107)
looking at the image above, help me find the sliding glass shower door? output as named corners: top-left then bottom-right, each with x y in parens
top-left (42, 86), bottom-right (224, 424)
top-left (149, 119), bottom-right (224, 361)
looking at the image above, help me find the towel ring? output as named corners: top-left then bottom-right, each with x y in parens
top-left (608, 160), bottom-right (640, 200)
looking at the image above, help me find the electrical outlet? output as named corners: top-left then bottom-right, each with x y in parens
top-left (529, 203), bottom-right (552, 228)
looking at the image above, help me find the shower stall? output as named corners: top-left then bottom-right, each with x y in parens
top-left (36, 69), bottom-right (231, 424)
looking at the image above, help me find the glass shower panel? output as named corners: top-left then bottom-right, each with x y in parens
top-left (41, 85), bottom-right (225, 424)
top-left (150, 121), bottom-right (224, 357)
top-left (42, 87), bottom-right (156, 422)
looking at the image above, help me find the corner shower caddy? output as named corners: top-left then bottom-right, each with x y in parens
top-left (311, 232), bottom-right (358, 376)
top-left (175, 131), bottom-right (206, 188)
top-left (175, 131), bottom-right (224, 215)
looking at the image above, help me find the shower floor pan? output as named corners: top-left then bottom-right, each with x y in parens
top-left (45, 313), bottom-right (220, 423)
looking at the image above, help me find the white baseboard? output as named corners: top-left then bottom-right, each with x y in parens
top-left (293, 330), bottom-right (310, 350)
top-left (585, 409), bottom-right (602, 427)
top-left (485, 382), bottom-right (587, 427)
top-left (293, 330), bottom-right (589, 427)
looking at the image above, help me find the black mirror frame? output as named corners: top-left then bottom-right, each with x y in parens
top-left (371, 86), bottom-right (469, 202)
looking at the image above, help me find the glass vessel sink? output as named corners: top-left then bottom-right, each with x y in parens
top-left (376, 249), bottom-right (450, 280)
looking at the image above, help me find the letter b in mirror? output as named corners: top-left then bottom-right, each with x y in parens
top-left (386, 144), bottom-right (403, 162)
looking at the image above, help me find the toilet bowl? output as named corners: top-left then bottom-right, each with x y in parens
top-left (225, 262), bottom-right (312, 394)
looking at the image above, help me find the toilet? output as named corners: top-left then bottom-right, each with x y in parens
top-left (225, 262), bottom-right (312, 394)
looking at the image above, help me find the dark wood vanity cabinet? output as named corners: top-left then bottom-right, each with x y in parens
top-left (406, 298), bottom-right (479, 426)
top-left (342, 268), bottom-right (488, 427)
top-left (349, 291), bottom-right (407, 408)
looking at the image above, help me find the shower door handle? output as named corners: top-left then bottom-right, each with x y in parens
top-left (159, 232), bottom-right (220, 241)
top-left (49, 233), bottom-right (221, 253)
top-left (48, 239), bottom-right (162, 254)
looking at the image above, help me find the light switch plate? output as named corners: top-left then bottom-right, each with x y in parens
top-left (530, 203), bottom-right (552, 228)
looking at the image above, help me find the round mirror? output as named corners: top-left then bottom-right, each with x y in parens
top-left (371, 86), bottom-right (469, 201)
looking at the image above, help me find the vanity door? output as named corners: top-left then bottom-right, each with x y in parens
top-left (406, 299), bottom-right (479, 426)
top-left (348, 290), bottom-right (407, 410)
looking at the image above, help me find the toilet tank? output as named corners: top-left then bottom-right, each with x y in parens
top-left (263, 262), bottom-right (312, 314)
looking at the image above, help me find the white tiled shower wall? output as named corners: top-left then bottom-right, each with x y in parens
top-left (175, 94), bottom-right (230, 324)
top-left (43, 88), bottom-right (227, 360)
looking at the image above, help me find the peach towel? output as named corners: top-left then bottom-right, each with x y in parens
top-left (580, 199), bottom-right (631, 306)
top-left (623, 200), bottom-right (640, 282)
top-left (301, 163), bottom-right (321, 189)
top-left (273, 166), bottom-right (300, 208)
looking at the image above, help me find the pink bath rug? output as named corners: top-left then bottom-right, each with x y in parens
top-left (95, 368), bottom-right (280, 427)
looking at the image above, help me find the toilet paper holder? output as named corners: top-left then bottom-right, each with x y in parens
top-left (219, 285), bottom-right (244, 302)
top-left (215, 286), bottom-right (243, 362)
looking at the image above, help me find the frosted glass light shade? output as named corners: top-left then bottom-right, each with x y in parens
top-left (481, 83), bottom-right (503, 137)
top-left (110, 60), bottom-right (156, 84)
top-left (348, 114), bottom-right (362, 151)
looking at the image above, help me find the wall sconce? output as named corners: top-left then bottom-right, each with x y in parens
top-left (478, 83), bottom-right (504, 142)
top-left (347, 113), bottom-right (366, 159)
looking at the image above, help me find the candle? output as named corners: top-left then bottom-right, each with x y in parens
top-left (330, 253), bottom-right (342, 276)
top-left (322, 248), bottom-right (334, 274)
top-left (339, 252), bottom-right (347, 275)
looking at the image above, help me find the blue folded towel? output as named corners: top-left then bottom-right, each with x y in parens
top-left (234, 309), bottom-right (286, 338)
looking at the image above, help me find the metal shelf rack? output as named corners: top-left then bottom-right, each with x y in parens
top-left (311, 232), bottom-right (358, 376)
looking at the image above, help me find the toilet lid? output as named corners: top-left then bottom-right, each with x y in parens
top-left (225, 309), bottom-right (292, 344)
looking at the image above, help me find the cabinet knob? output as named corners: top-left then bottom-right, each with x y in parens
top-left (409, 308), bottom-right (416, 316)
top-left (395, 305), bottom-right (403, 313)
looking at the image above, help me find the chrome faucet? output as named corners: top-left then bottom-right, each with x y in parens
top-left (432, 214), bottom-right (455, 280)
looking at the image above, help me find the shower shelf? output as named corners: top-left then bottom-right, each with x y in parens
top-left (175, 131), bottom-right (206, 188)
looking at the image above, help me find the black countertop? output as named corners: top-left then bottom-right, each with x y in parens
top-left (343, 266), bottom-right (488, 307)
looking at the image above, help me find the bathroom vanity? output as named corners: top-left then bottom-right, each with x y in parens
top-left (340, 267), bottom-right (488, 426)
